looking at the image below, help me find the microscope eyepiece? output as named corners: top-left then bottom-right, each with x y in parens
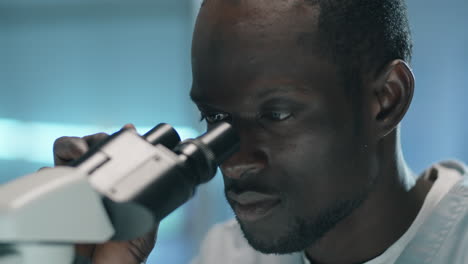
top-left (174, 122), bottom-right (239, 184)
top-left (143, 123), bottom-right (180, 149)
top-left (198, 122), bottom-right (239, 166)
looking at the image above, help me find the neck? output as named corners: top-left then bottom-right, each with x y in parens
top-left (305, 130), bottom-right (431, 264)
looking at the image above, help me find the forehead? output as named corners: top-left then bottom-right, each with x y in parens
top-left (197, 0), bottom-right (319, 32)
top-left (191, 0), bottom-right (333, 105)
top-left (193, 0), bottom-right (320, 57)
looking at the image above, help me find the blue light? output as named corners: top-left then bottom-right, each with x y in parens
top-left (0, 118), bottom-right (198, 165)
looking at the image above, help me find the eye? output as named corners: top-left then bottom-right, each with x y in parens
top-left (260, 110), bottom-right (292, 121)
top-left (200, 112), bottom-right (231, 124)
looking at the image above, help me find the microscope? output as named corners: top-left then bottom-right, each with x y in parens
top-left (0, 122), bottom-right (238, 264)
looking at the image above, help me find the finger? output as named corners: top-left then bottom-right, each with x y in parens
top-left (75, 244), bottom-right (96, 259)
top-left (91, 227), bottom-right (158, 264)
top-left (128, 227), bottom-right (157, 260)
top-left (53, 136), bottom-right (89, 165)
top-left (83, 133), bottom-right (109, 148)
top-left (122, 123), bottom-right (137, 131)
top-left (93, 241), bottom-right (143, 264)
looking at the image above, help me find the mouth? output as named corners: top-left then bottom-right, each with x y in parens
top-left (227, 191), bottom-right (281, 222)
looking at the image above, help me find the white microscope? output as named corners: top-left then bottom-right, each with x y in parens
top-left (0, 122), bottom-right (238, 264)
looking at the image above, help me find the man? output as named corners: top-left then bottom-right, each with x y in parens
top-left (54, 0), bottom-right (468, 263)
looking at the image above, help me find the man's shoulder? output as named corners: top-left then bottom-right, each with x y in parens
top-left (191, 219), bottom-right (303, 264)
top-left (439, 160), bottom-right (467, 178)
top-left (438, 160), bottom-right (468, 192)
top-left (398, 160), bottom-right (468, 263)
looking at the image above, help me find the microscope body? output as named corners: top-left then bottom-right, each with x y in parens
top-left (0, 167), bottom-right (112, 264)
top-left (0, 122), bottom-right (238, 264)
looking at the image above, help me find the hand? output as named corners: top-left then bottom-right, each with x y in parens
top-left (53, 124), bottom-right (157, 264)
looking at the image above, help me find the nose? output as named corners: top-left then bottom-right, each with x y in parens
top-left (220, 124), bottom-right (268, 180)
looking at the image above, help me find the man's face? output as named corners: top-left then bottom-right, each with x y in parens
top-left (191, 0), bottom-right (377, 254)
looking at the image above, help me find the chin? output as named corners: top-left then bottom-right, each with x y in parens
top-left (236, 215), bottom-right (320, 255)
top-left (237, 194), bottom-right (369, 255)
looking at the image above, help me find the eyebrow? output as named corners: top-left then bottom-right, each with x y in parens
top-left (190, 84), bottom-right (312, 106)
top-left (255, 85), bottom-right (312, 99)
top-left (190, 89), bottom-right (219, 111)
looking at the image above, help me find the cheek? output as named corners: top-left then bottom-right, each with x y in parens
top-left (271, 124), bottom-right (351, 170)
top-left (269, 124), bottom-right (372, 203)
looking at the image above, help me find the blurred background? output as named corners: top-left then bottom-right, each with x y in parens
top-left (0, 0), bottom-right (466, 263)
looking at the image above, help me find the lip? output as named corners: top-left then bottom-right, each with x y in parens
top-left (227, 191), bottom-right (281, 222)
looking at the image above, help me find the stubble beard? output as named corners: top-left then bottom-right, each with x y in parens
top-left (236, 191), bottom-right (370, 255)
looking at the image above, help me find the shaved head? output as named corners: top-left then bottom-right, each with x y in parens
top-left (191, 0), bottom-right (413, 257)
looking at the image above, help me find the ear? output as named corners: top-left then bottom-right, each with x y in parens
top-left (371, 60), bottom-right (415, 138)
